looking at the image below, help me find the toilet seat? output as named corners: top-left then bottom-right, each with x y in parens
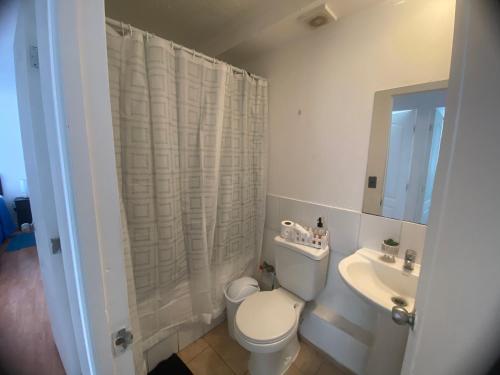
top-left (235, 290), bottom-right (298, 345)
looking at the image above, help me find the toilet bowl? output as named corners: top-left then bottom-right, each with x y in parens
top-left (232, 235), bottom-right (329, 374)
top-left (234, 288), bottom-right (305, 375)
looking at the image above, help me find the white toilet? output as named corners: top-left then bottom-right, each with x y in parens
top-left (234, 236), bottom-right (329, 375)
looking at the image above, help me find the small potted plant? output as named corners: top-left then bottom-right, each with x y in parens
top-left (381, 238), bottom-right (400, 262)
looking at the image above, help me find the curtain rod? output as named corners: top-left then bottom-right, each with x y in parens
top-left (105, 17), bottom-right (265, 81)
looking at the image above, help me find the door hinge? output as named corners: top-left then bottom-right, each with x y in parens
top-left (112, 328), bottom-right (134, 356)
top-left (30, 45), bottom-right (39, 69)
top-left (51, 237), bottom-right (61, 254)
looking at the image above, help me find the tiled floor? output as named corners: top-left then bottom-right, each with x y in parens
top-left (179, 322), bottom-right (351, 375)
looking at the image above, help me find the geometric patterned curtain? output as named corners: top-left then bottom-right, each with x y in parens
top-left (106, 24), bottom-right (267, 365)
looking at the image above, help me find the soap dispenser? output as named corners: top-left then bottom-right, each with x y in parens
top-left (316, 217), bottom-right (326, 237)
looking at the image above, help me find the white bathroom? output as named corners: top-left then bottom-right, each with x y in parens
top-left (6, 0), bottom-right (500, 374)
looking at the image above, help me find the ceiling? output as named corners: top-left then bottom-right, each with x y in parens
top-left (105, 0), bottom-right (385, 59)
top-left (105, 0), bottom-right (266, 50)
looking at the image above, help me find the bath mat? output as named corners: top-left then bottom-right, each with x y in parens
top-left (148, 353), bottom-right (193, 375)
top-left (6, 232), bottom-right (36, 252)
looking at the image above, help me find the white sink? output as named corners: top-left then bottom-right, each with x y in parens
top-left (338, 248), bottom-right (420, 312)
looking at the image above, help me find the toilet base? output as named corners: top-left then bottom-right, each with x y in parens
top-left (248, 335), bottom-right (300, 375)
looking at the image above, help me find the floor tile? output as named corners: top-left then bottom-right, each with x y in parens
top-left (198, 322), bottom-right (351, 375)
top-left (294, 340), bottom-right (323, 374)
top-left (187, 346), bottom-right (234, 375)
top-left (178, 337), bottom-right (209, 363)
top-left (317, 360), bottom-right (347, 375)
top-left (216, 342), bottom-right (249, 375)
top-left (204, 323), bottom-right (249, 374)
top-left (284, 364), bottom-right (302, 375)
top-left (204, 322), bottom-right (231, 345)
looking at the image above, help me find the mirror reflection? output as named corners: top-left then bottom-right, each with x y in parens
top-left (363, 83), bottom-right (447, 224)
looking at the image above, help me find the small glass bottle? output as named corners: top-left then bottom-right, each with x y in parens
top-left (316, 217), bottom-right (326, 237)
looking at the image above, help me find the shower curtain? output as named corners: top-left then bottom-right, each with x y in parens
top-left (106, 24), bottom-right (267, 371)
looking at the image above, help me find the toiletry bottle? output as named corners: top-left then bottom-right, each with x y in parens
top-left (316, 217), bottom-right (325, 237)
top-left (313, 217), bottom-right (327, 248)
top-left (314, 217), bottom-right (326, 238)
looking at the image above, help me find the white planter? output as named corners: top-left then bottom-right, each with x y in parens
top-left (381, 243), bottom-right (400, 261)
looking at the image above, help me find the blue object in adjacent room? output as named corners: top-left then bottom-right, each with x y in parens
top-left (6, 232), bottom-right (36, 252)
top-left (0, 195), bottom-right (16, 244)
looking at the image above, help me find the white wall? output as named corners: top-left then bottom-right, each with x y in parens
top-left (241, 0), bottom-right (455, 212)
top-left (239, 0), bottom-right (455, 373)
top-left (0, 0), bottom-right (27, 216)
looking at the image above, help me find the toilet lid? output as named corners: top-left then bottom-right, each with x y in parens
top-left (235, 291), bottom-right (297, 344)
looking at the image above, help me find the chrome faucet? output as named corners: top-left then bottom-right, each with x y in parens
top-left (403, 249), bottom-right (417, 271)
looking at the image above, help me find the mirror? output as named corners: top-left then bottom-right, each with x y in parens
top-left (363, 81), bottom-right (448, 224)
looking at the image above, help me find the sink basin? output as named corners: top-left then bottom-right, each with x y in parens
top-left (338, 248), bottom-right (420, 312)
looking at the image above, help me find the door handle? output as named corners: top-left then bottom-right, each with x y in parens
top-left (392, 306), bottom-right (416, 330)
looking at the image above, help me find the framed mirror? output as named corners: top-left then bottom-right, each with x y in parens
top-left (363, 81), bottom-right (448, 224)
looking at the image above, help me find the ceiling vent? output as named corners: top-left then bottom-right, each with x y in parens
top-left (299, 3), bottom-right (338, 28)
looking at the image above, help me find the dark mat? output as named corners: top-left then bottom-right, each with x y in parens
top-left (148, 353), bottom-right (193, 375)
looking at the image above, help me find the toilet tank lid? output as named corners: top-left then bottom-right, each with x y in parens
top-left (274, 236), bottom-right (329, 260)
top-left (224, 277), bottom-right (260, 302)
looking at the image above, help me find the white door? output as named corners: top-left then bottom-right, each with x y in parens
top-left (382, 110), bottom-right (416, 219)
top-left (403, 108), bottom-right (432, 223)
top-left (402, 1), bottom-right (500, 374)
top-left (33, 0), bottom-right (136, 374)
top-left (420, 108), bottom-right (444, 224)
top-left (14, 2), bottom-right (80, 373)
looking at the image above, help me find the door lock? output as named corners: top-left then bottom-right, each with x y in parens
top-left (112, 328), bottom-right (133, 355)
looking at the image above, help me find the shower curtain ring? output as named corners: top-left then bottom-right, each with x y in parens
top-left (120, 22), bottom-right (124, 35)
top-left (129, 24), bottom-right (133, 36)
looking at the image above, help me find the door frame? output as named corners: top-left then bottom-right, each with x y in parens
top-left (401, 0), bottom-right (466, 372)
top-left (34, 0), bottom-right (135, 374)
top-left (14, 1), bottom-right (81, 372)
top-left (32, 0), bottom-right (468, 373)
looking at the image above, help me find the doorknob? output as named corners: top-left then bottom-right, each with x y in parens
top-left (392, 306), bottom-right (416, 330)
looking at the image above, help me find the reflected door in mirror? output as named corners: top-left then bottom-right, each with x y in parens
top-left (382, 110), bottom-right (417, 220)
top-left (363, 81), bottom-right (448, 225)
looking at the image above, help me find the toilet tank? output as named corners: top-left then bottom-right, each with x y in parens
top-left (273, 236), bottom-right (329, 301)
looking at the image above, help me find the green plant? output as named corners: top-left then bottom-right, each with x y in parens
top-left (384, 238), bottom-right (399, 246)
